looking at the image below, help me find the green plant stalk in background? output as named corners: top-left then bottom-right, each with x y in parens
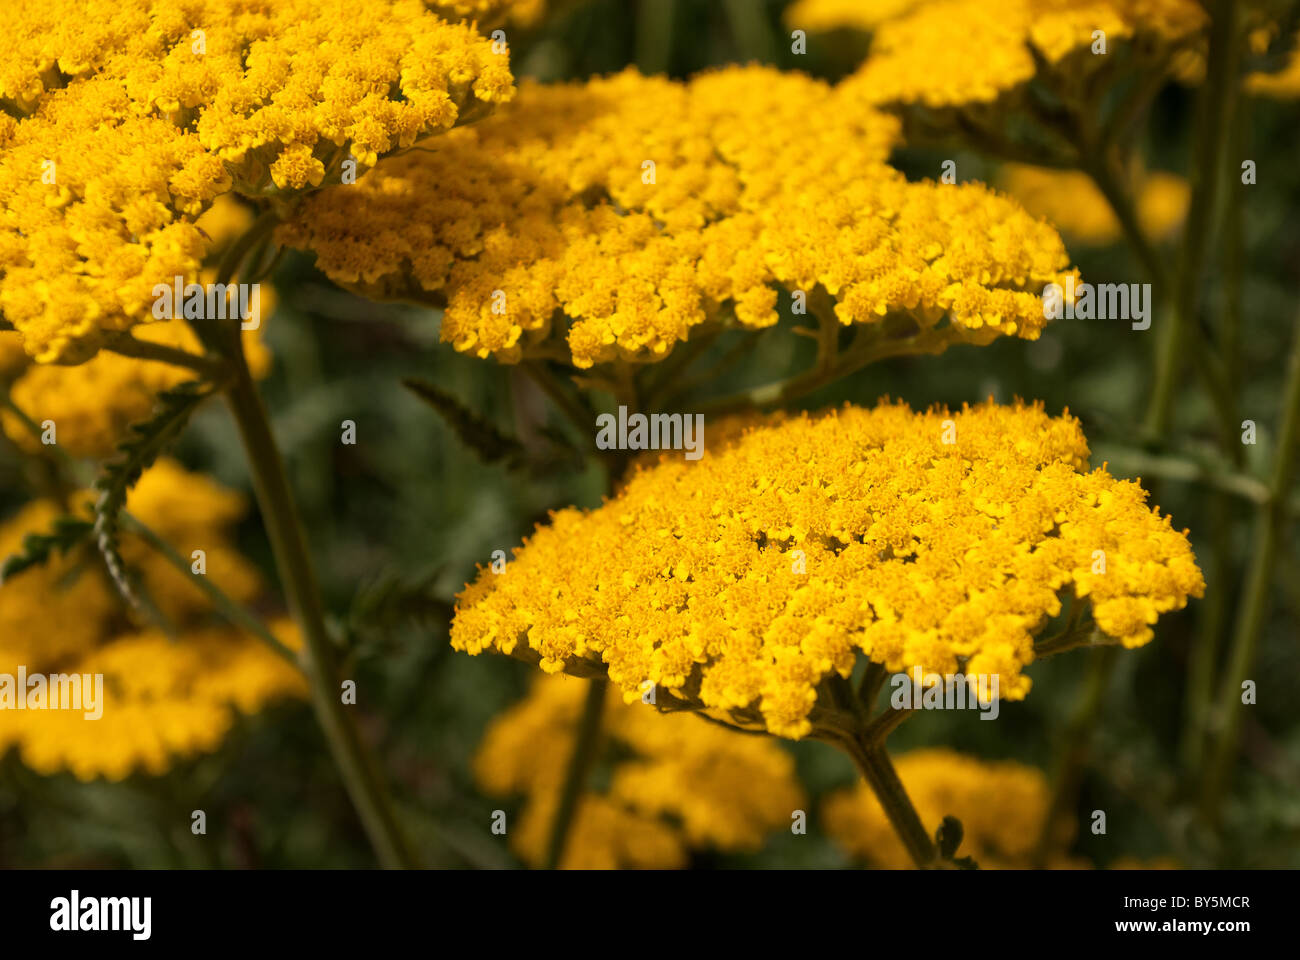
top-left (1202, 313), bottom-right (1300, 818)
top-left (205, 216), bottom-right (417, 869)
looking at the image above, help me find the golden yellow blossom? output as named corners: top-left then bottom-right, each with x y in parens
top-left (475, 675), bottom-right (804, 867)
top-left (823, 748), bottom-right (1058, 868)
top-left (2, 310), bottom-right (272, 462)
top-left (785, 0), bottom-right (922, 33)
top-left (452, 401), bottom-right (1203, 740)
top-left (1, 622), bottom-right (305, 782)
top-left (0, 0), bottom-right (513, 364)
top-left (280, 67), bottom-right (1077, 369)
top-left (0, 500), bottom-right (120, 669)
top-left (0, 459), bottom-right (304, 779)
top-left (1000, 164), bottom-right (1190, 246)
top-left (838, 0), bottom-right (1206, 109)
top-left (427, 0), bottom-right (547, 28)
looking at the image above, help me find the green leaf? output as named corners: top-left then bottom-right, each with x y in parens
top-left (92, 380), bottom-right (213, 606)
top-left (0, 516), bottom-right (93, 583)
top-left (402, 378), bottom-right (526, 467)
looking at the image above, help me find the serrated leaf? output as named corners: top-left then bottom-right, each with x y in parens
top-left (0, 516), bottom-right (93, 583)
top-left (402, 378), bottom-right (527, 467)
top-left (92, 380), bottom-right (213, 607)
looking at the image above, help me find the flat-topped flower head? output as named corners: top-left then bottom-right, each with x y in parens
top-left (452, 401), bottom-right (1203, 740)
top-left (280, 66), bottom-right (1076, 369)
top-left (836, 0), bottom-right (1206, 110)
top-left (0, 0), bottom-right (513, 363)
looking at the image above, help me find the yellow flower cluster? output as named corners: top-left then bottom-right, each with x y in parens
top-left (427, 0), bottom-right (547, 28)
top-left (280, 67), bottom-right (1077, 369)
top-left (0, 459), bottom-right (305, 780)
top-left (785, 0), bottom-right (922, 33)
top-left (452, 401), bottom-right (1204, 739)
top-left (823, 748), bottom-right (1060, 868)
top-left (837, 0), bottom-right (1206, 109)
top-left (475, 676), bottom-right (804, 868)
top-left (1000, 164), bottom-right (1190, 246)
top-left (0, 0), bottom-right (513, 364)
top-left (1, 199), bottom-right (274, 460)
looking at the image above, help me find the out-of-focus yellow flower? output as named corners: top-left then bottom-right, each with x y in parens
top-left (823, 748), bottom-right (1060, 868)
top-left (837, 0), bottom-right (1206, 110)
top-left (281, 67), bottom-right (1076, 369)
top-left (428, 0), bottom-right (547, 28)
top-left (452, 401), bottom-right (1203, 740)
top-left (3, 622), bottom-right (305, 782)
top-left (0, 0), bottom-right (513, 364)
top-left (1135, 171), bottom-right (1192, 241)
top-left (0, 460), bottom-right (306, 780)
top-left (2, 310), bottom-right (272, 462)
top-left (1000, 164), bottom-right (1190, 246)
top-left (475, 676), bottom-right (805, 868)
top-left (1247, 31), bottom-right (1300, 96)
top-left (785, 0), bottom-right (922, 33)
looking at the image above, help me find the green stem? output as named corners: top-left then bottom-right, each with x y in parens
top-left (100, 332), bottom-right (227, 380)
top-left (1144, 0), bottom-right (1240, 436)
top-left (839, 734), bottom-right (938, 869)
top-left (520, 361), bottom-right (596, 450)
top-left (1179, 489), bottom-right (1232, 776)
top-left (1202, 313), bottom-right (1300, 817)
top-left (1033, 645), bottom-right (1118, 866)
top-left (222, 334), bottom-right (416, 869)
top-left (698, 324), bottom-right (953, 416)
top-left (543, 678), bottom-right (607, 869)
top-left (122, 512), bottom-right (301, 667)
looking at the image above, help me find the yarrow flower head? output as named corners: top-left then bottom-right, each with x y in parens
top-left (280, 66), bottom-right (1077, 370)
top-left (0, 459), bottom-right (305, 780)
top-left (0, 0), bottom-right (514, 363)
top-left (451, 401), bottom-right (1204, 740)
top-left (474, 675), bottom-right (804, 868)
top-left (834, 0), bottom-right (1207, 110)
